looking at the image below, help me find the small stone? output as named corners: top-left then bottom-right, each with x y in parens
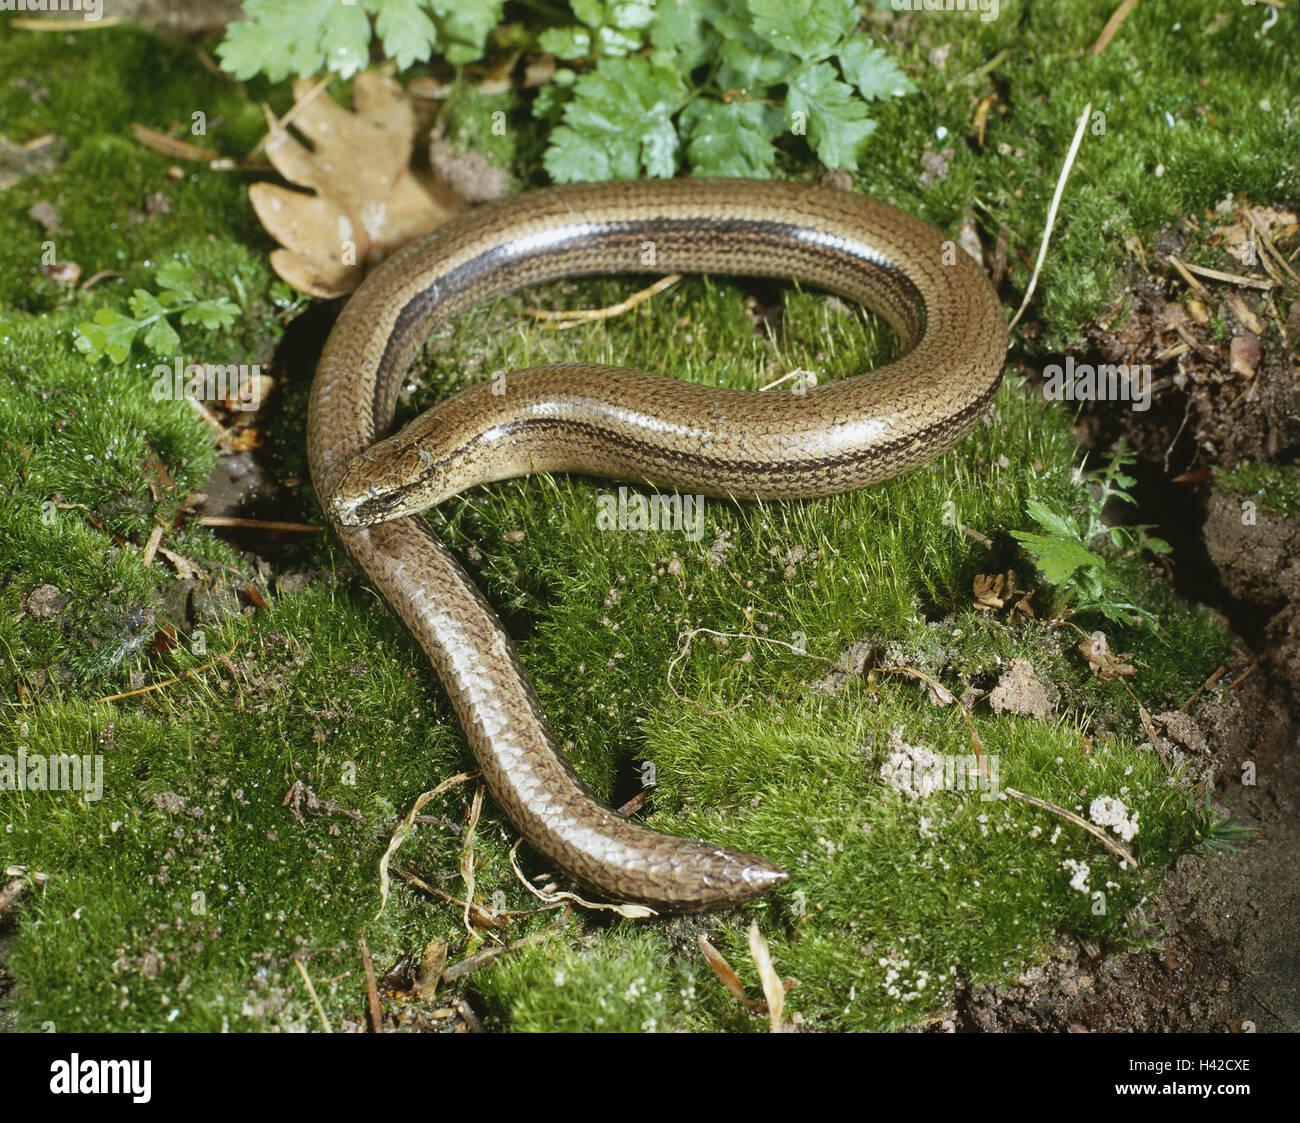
top-left (24, 583), bottom-right (67, 619)
top-left (988, 659), bottom-right (1056, 720)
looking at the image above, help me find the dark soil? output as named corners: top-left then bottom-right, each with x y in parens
top-left (944, 671), bottom-right (1297, 1032)
top-left (957, 281), bottom-right (1300, 1032)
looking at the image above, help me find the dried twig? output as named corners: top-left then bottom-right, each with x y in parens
top-left (131, 123), bottom-right (267, 172)
top-left (141, 525), bottom-right (164, 569)
top-left (459, 784), bottom-right (486, 940)
top-left (249, 74), bottom-right (334, 157)
top-left (377, 771), bottom-right (477, 915)
top-left (453, 997), bottom-right (485, 1033)
top-left (358, 934), bottom-right (383, 1033)
top-left (293, 957), bottom-right (333, 1033)
top-left (1182, 664), bottom-right (1227, 711)
top-left (441, 932), bottom-right (549, 984)
top-left (93, 643), bottom-right (237, 705)
top-left (1009, 101), bottom-right (1092, 331)
top-left (668, 627), bottom-right (834, 715)
top-left (616, 789), bottom-right (648, 817)
top-left (1089, 0), bottom-right (1139, 56)
top-left (508, 841), bottom-right (656, 918)
top-left (876, 666), bottom-right (990, 776)
top-left (525, 274), bottom-right (682, 329)
top-left (391, 867), bottom-right (510, 930)
top-left (1003, 786), bottom-right (1138, 868)
top-left (698, 934), bottom-right (765, 1012)
top-left (1227, 663), bottom-right (1259, 691)
top-left (748, 922), bottom-right (786, 1032)
top-left (196, 516), bottom-right (320, 533)
top-left (1173, 260), bottom-right (1275, 291)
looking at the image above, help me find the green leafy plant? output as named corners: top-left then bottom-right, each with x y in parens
top-left (74, 262), bottom-right (241, 364)
top-left (216, 0), bottom-right (914, 181)
top-left (1012, 444), bottom-right (1171, 626)
top-left (1189, 791), bottom-right (1254, 854)
top-left (217, 0), bottom-right (505, 78)
top-left (542, 0), bottom-right (914, 180)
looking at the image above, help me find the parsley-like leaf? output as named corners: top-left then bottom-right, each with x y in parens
top-left (371, 0), bottom-right (439, 71)
top-left (544, 57), bottom-right (688, 183)
top-left (838, 38), bottom-right (916, 100)
top-left (74, 263), bottom-right (243, 365)
top-left (747, 0), bottom-right (856, 61)
top-left (1010, 531), bottom-right (1107, 586)
top-left (684, 99), bottom-right (781, 177)
top-left (787, 62), bottom-right (877, 171)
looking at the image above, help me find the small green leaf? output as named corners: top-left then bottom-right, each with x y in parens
top-left (370, 0), bottom-right (439, 71)
top-left (154, 260), bottom-right (197, 298)
top-left (1025, 498), bottom-right (1083, 542)
top-left (430, 0), bottom-right (503, 65)
top-left (649, 0), bottom-right (715, 70)
top-left (538, 26), bottom-right (593, 61)
top-left (75, 308), bottom-right (140, 365)
top-left (216, 0), bottom-right (336, 81)
top-left (747, 0), bottom-right (856, 61)
top-left (787, 62), bottom-right (877, 171)
top-left (1011, 530), bottom-right (1106, 586)
top-left (142, 316), bottom-right (181, 356)
top-left (684, 99), bottom-right (780, 177)
top-left (127, 289), bottom-right (167, 320)
top-left (544, 125), bottom-right (626, 183)
top-left (837, 39), bottom-right (916, 100)
top-left (180, 299), bottom-right (241, 331)
top-left (320, 0), bottom-right (372, 78)
top-left (717, 34), bottom-right (797, 91)
top-left (545, 56), bottom-right (688, 183)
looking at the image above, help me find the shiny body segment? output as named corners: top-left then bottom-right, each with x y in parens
top-left (308, 179), bottom-right (1007, 911)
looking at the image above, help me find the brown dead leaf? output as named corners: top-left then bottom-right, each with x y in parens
top-left (1077, 630), bottom-right (1136, 678)
top-left (973, 570), bottom-right (1015, 611)
top-left (698, 934), bottom-right (764, 1012)
top-left (415, 936), bottom-right (448, 1001)
top-left (250, 70), bottom-right (462, 298)
top-left (1229, 333), bottom-right (1261, 379)
top-left (748, 921), bottom-right (786, 1032)
top-left (973, 570), bottom-right (1034, 619)
top-left (988, 658), bottom-right (1056, 720)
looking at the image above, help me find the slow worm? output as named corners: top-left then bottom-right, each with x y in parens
top-left (308, 179), bottom-right (1006, 912)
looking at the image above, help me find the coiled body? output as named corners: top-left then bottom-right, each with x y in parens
top-left (308, 179), bottom-right (1006, 912)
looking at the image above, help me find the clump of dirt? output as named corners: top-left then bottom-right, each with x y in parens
top-left (970, 203), bottom-right (1300, 1033)
top-left (941, 673), bottom-right (1296, 1032)
top-left (1204, 491), bottom-right (1300, 690)
top-left (1077, 200), bottom-right (1299, 470)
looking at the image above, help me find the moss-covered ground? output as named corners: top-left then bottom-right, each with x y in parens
top-left (1, 1), bottom-right (1291, 1031)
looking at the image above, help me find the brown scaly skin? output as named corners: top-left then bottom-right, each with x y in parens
top-left (309, 179), bottom-right (1007, 912)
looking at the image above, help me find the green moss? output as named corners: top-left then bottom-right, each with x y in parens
top-left (0, 22), bottom-right (278, 311)
top-left (476, 930), bottom-right (702, 1032)
top-left (854, 0), bottom-right (1298, 347)
top-left (1216, 462), bottom-right (1300, 519)
top-left (0, 6), bottom-right (1273, 1032)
